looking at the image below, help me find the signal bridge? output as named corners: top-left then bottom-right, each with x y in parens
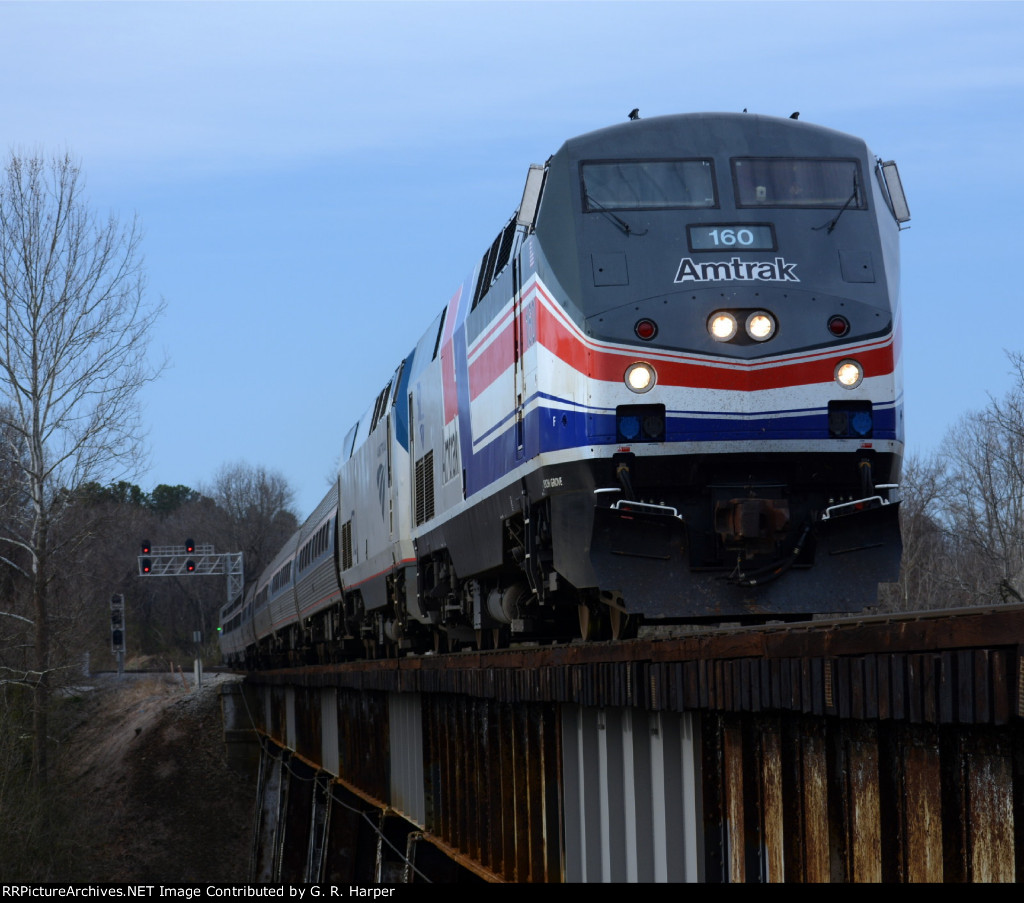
top-left (138, 539), bottom-right (244, 604)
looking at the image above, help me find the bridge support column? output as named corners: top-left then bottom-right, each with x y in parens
top-left (561, 705), bottom-right (702, 882)
top-left (250, 742), bottom-right (288, 881)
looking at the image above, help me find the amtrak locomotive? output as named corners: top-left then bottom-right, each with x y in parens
top-left (220, 111), bottom-right (910, 666)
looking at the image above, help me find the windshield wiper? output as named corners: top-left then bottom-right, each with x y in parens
top-left (815, 174), bottom-right (860, 235)
top-left (585, 194), bottom-right (648, 237)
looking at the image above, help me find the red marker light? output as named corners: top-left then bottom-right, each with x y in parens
top-left (634, 318), bottom-right (658, 341)
top-left (828, 315), bottom-right (850, 337)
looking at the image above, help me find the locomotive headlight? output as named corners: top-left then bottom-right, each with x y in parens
top-left (625, 362), bottom-right (656, 393)
top-left (745, 311), bottom-right (776, 341)
top-left (709, 312), bottom-right (738, 342)
top-left (835, 359), bottom-right (864, 389)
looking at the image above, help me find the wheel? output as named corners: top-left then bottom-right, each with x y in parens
top-left (433, 628), bottom-right (449, 654)
top-left (474, 628), bottom-right (493, 651)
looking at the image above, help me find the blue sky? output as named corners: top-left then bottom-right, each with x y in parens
top-left (2, 1), bottom-right (1022, 518)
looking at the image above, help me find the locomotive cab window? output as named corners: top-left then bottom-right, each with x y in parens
top-left (581, 159), bottom-right (717, 211)
top-left (733, 158), bottom-right (865, 209)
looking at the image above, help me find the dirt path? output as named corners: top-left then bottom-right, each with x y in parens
top-left (64, 670), bottom-right (256, 883)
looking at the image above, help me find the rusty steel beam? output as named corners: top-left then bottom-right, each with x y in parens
top-left (697, 712), bottom-right (1023, 883)
top-left (250, 653), bottom-right (1022, 729)
top-left (418, 696), bottom-right (562, 882)
top-left (246, 605), bottom-right (1024, 728)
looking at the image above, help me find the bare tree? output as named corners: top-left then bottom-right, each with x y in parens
top-left (202, 460), bottom-right (298, 590)
top-left (885, 452), bottom-right (959, 611)
top-left (0, 150), bottom-right (163, 783)
top-left (901, 351), bottom-right (1024, 609)
top-left (941, 397), bottom-right (1024, 604)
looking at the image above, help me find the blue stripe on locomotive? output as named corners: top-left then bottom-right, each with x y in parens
top-left (462, 393), bottom-right (898, 494)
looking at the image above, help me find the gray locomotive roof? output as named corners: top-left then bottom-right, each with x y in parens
top-left (558, 112), bottom-right (870, 161)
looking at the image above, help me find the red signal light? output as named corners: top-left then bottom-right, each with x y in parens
top-left (142, 558), bottom-right (152, 574)
top-left (185, 538), bottom-right (195, 554)
top-left (141, 540), bottom-right (151, 555)
top-left (186, 560), bottom-right (196, 573)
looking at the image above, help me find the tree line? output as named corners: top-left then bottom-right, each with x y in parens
top-left (78, 464), bottom-right (299, 663)
top-left (0, 460), bottom-right (298, 699)
top-left (886, 351), bottom-right (1024, 612)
